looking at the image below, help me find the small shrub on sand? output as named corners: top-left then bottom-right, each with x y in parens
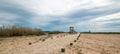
top-left (70, 43), bottom-right (73, 46)
top-left (29, 42), bottom-right (32, 45)
top-left (61, 48), bottom-right (65, 52)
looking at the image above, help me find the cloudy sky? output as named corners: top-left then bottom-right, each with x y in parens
top-left (0, 0), bottom-right (120, 32)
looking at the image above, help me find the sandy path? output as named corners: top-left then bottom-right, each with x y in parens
top-left (0, 33), bottom-right (120, 54)
top-left (0, 33), bottom-right (79, 54)
top-left (66, 34), bottom-right (120, 54)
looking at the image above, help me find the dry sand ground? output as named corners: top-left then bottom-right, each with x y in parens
top-left (0, 33), bottom-right (120, 54)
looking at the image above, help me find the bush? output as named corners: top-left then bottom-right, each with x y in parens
top-left (49, 30), bottom-right (64, 34)
top-left (0, 24), bottom-right (45, 37)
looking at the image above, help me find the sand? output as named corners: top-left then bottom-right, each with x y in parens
top-left (0, 33), bottom-right (120, 54)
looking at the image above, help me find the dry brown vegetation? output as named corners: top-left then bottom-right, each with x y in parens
top-left (0, 25), bottom-right (45, 37)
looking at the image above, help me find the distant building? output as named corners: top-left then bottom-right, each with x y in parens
top-left (69, 27), bottom-right (77, 34)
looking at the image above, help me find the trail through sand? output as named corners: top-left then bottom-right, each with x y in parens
top-left (0, 33), bottom-right (79, 54)
top-left (0, 33), bottom-right (120, 54)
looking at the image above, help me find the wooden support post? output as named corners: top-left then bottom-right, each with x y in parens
top-left (29, 42), bottom-right (32, 45)
top-left (70, 43), bottom-right (73, 46)
top-left (61, 48), bottom-right (65, 52)
top-left (74, 40), bottom-right (76, 42)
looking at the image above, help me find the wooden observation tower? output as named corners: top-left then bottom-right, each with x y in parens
top-left (69, 27), bottom-right (76, 34)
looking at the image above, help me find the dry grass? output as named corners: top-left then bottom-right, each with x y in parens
top-left (0, 25), bottom-right (45, 37)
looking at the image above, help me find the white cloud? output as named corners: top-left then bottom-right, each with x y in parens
top-left (27, 15), bottom-right (76, 27)
top-left (7, 0), bottom-right (81, 15)
top-left (78, 13), bottom-right (120, 31)
top-left (0, 11), bottom-right (19, 25)
top-left (10, 0), bottom-right (116, 27)
top-left (52, 12), bottom-right (120, 32)
top-left (0, 0), bottom-right (120, 31)
top-left (0, 12), bottom-right (18, 20)
top-left (5, 0), bottom-right (113, 16)
top-left (90, 12), bottom-right (120, 23)
top-left (28, 16), bottom-right (56, 26)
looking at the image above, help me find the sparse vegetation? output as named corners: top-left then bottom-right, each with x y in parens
top-left (70, 43), bottom-right (73, 46)
top-left (74, 40), bottom-right (76, 42)
top-left (0, 33), bottom-right (120, 54)
top-left (81, 32), bottom-right (120, 34)
top-left (49, 30), bottom-right (64, 34)
top-left (29, 42), bottom-right (32, 45)
top-left (0, 24), bottom-right (45, 37)
top-left (61, 48), bottom-right (65, 52)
